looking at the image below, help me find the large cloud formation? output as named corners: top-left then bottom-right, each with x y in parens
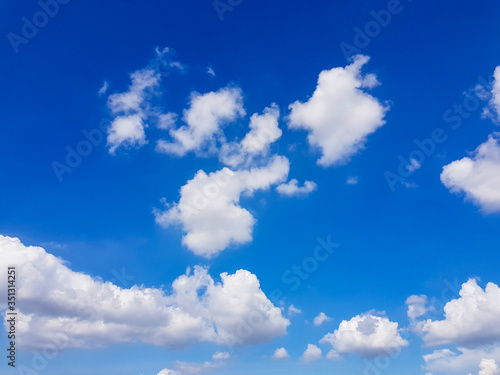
top-left (441, 133), bottom-right (500, 213)
top-left (287, 55), bottom-right (388, 167)
top-left (154, 155), bottom-right (290, 257)
top-left (412, 279), bottom-right (500, 348)
top-left (0, 236), bottom-right (289, 350)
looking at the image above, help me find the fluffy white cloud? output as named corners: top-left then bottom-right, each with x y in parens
top-left (106, 48), bottom-right (184, 154)
top-left (272, 347), bottom-right (290, 360)
top-left (219, 104), bottom-right (282, 168)
top-left (406, 294), bottom-right (429, 321)
top-left (441, 133), bottom-right (500, 213)
top-left (477, 359), bottom-right (500, 375)
top-left (326, 349), bottom-right (342, 361)
top-left (482, 66), bottom-right (500, 123)
top-left (288, 54), bottom-right (388, 167)
top-left (106, 69), bottom-right (158, 153)
top-left (301, 344), bottom-right (322, 363)
top-left (276, 179), bottom-right (317, 197)
top-left (0, 236), bottom-right (289, 350)
top-left (212, 352), bottom-right (230, 360)
top-left (313, 312), bottom-right (332, 326)
top-left (320, 313), bottom-right (408, 358)
top-left (154, 155), bottom-right (290, 257)
top-left (424, 347), bottom-right (500, 375)
top-left (107, 114), bottom-right (147, 154)
top-left (413, 279), bottom-right (500, 347)
top-left (157, 87), bottom-right (245, 156)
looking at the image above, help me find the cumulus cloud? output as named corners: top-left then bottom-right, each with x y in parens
top-left (424, 347), bottom-right (500, 375)
top-left (477, 359), bottom-right (500, 375)
top-left (441, 133), bottom-right (500, 213)
top-left (301, 344), bottom-right (322, 363)
top-left (326, 349), bottom-right (342, 361)
top-left (406, 295), bottom-right (429, 321)
top-left (154, 155), bottom-right (290, 257)
top-left (320, 313), bottom-right (408, 358)
top-left (276, 179), bottom-right (317, 197)
top-left (272, 347), bottom-right (290, 360)
top-left (412, 279), bottom-right (500, 347)
top-left (106, 48), bottom-right (184, 154)
top-left (156, 87), bottom-right (245, 157)
top-left (313, 312), bottom-right (332, 326)
top-left (219, 104), bottom-right (282, 168)
top-left (0, 236), bottom-right (289, 350)
top-left (482, 66), bottom-right (500, 123)
top-left (288, 54), bottom-right (388, 167)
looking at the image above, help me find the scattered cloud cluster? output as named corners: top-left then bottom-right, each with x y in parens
top-left (0, 236), bottom-right (289, 350)
top-left (424, 347), bottom-right (500, 375)
top-left (106, 48), bottom-right (184, 154)
top-left (441, 133), bottom-right (500, 212)
top-left (320, 313), bottom-right (408, 358)
top-left (288, 54), bottom-right (388, 167)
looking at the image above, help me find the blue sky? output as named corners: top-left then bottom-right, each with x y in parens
top-left (1, 0), bottom-right (500, 374)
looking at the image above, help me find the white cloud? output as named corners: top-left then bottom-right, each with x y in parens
top-left (156, 87), bottom-right (245, 157)
top-left (272, 347), bottom-right (290, 360)
top-left (107, 114), bottom-right (147, 154)
top-left (478, 359), bottom-right (500, 375)
top-left (424, 346), bottom-right (500, 375)
top-left (154, 155), bottom-right (290, 257)
top-left (98, 80), bottom-right (109, 96)
top-left (482, 66), bottom-right (500, 123)
top-left (157, 360), bottom-right (225, 375)
top-left (0, 236), bottom-right (289, 350)
top-left (346, 176), bottom-right (358, 185)
top-left (412, 279), bottom-right (500, 347)
top-left (157, 112), bottom-right (178, 130)
top-left (313, 312), bottom-right (332, 326)
top-left (276, 179), bottom-right (317, 197)
top-left (301, 344), bottom-right (322, 363)
top-left (212, 352), bottom-right (230, 360)
top-left (219, 104), bottom-right (282, 168)
top-left (320, 313), bottom-right (408, 358)
top-left (288, 54), bottom-right (388, 167)
top-left (105, 48), bottom-right (184, 154)
top-left (207, 66), bottom-right (216, 77)
top-left (407, 158), bottom-right (422, 172)
top-left (326, 349), bottom-right (342, 361)
top-left (441, 133), bottom-right (500, 213)
top-left (287, 304), bottom-right (302, 316)
top-left (406, 294), bottom-right (429, 321)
